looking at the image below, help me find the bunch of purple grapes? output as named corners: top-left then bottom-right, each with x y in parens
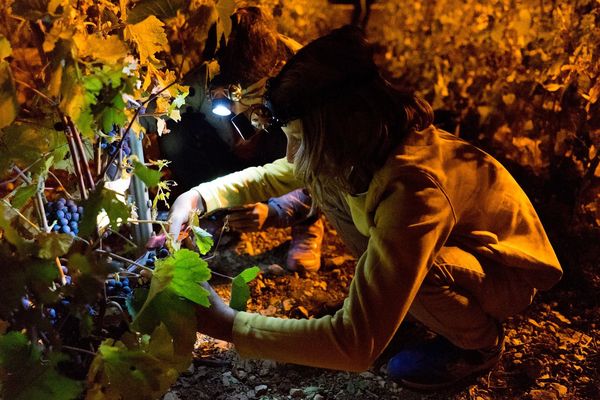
top-left (105, 277), bottom-right (132, 300)
top-left (45, 197), bottom-right (83, 236)
top-left (100, 127), bottom-right (131, 157)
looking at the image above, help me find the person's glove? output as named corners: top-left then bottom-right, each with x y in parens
top-left (168, 189), bottom-right (204, 241)
top-left (226, 202), bottom-right (274, 231)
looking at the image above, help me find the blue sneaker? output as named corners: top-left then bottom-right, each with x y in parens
top-left (387, 328), bottom-right (504, 391)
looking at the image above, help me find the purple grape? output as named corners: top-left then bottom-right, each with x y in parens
top-left (60, 225), bottom-right (71, 234)
top-left (56, 202), bottom-right (65, 210)
top-left (69, 221), bottom-right (78, 230)
top-left (77, 206), bottom-right (84, 214)
top-left (21, 297), bottom-right (32, 309)
top-left (59, 218), bottom-right (68, 226)
top-left (56, 210), bottom-right (65, 219)
top-left (52, 224), bottom-right (61, 232)
top-left (47, 308), bottom-right (57, 319)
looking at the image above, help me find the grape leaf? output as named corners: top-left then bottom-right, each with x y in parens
top-left (124, 16), bottom-right (168, 65)
top-left (0, 35), bottom-right (12, 60)
top-left (59, 65), bottom-right (95, 138)
top-left (133, 161), bottom-right (162, 188)
top-left (191, 225), bottom-right (214, 255)
top-left (11, 184), bottom-right (37, 209)
top-left (215, 0), bottom-right (236, 45)
top-left (229, 266), bottom-right (260, 311)
top-left (86, 338), bottom-right (180, 400)
top-left (0, 61), bottom-right (18, 130)
top-left (36, 232), bottom-right (73, 259)
top-left (133, 288), bottom-right (198, 359)
top-left (79, 184), bottom-right (131, 237)
top-left (73, 33), bottom-right (128, 65)
top-left (0, 201), bottom-right (26, 250)
top-left (0, 332), bottom-right (83, 400)
top-left (151, 249), bottom-right (211, 306)
top-left (127, 0), bottom-right (188, 24)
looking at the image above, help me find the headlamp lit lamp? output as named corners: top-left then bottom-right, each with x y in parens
top-left (209, 84), bottom-right (243, 116)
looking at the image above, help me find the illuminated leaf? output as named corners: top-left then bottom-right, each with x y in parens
top-left (544, 83), bottom-right (562, 92)
top-left (0, 62), bottom-right (18, 130)
top-left (0, 332), bottom-right (83, 400)
top-left (230, 266), bottom-right (260, 311)
top-left (0, 35), bottom-right (12, 60)
top-left (59, 66), bottom-right (95, 137)
top-left (79, 184), bottom-right (131, 237)
top-left (74, 33), bottom-right (128, 64)
top-left (215, 0), bottom-right (236, 45)
top-left (11, 184), bottom-right (37, 209)
top-left (133, 161), bottom-right (162, 188)
top-left (127, 0), bottom-right (188, 24)
top-left (125, 16), bottom-right (168, 64)
top-left (151, 249), bottom-right (211, 306)
top-left (134, 249), bottom-right (210, 325)
top-left (191, 225), bottom-right (213, 255)
top-left (36, 232), bottom-right (73, 259)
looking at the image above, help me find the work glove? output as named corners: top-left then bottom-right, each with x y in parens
top-left (226, 202), bottom-right (274, 231)
top-left (168, 189), bottom-right (204, 241)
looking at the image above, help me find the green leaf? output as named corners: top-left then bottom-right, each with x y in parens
top-left (127, 0), bottom-right (188, 24)
top-left (0, 61), bottom-right (19, 130)
top-left (79, 184), bottom-right (131, 237)
top-left (229, 266), bottom-right (260, 311)
top-left (0, 35), bottom-right (12, 60)
top-left (124, 16), bottom-right (168, 64)
top-left (86, 339), bottom-right (180, 400)
top-left (133, 161), bottom-right (162, 188)
top-left (152, 249), bottom-right (211, 306)
top-left (0, 201), bottom-right (26, 249)
top-left (36, 232), bottom-right (73, 259)
top-left (11, 184), bottom-right (37, 209)
top-left (0, 332), bottom-right (83, 400)
top-left (191, 225), bottom-right (213, 255)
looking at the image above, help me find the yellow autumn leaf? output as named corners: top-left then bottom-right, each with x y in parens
top-left (0, 35), bottom-right (12, 60)
top-left (74, 33), bottom-right (128, 64)
top-left (124, 16), bottom-right (168, 65)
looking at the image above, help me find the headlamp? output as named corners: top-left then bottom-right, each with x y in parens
top-left (209, 84), bottom-right (243, 116)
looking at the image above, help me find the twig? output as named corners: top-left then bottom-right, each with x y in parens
top-left (47, 170), bottom-right (74, 199)
top-left (61, 345), bottom-right (97, 357)
top-left (210, 271), bottom-right (233, 281)
top-left (55, 257), bottom-right (67, 285)
top-left (1, 199), bottom-right (41, 232)
top-left (56, 108), bottom-right (88, 200)
top-left (128, 218), bottom-right (168, 225)
top-left (66, 115), bottom-right (95, 191)
top-left (95, 248), bottom-right (152, 272)
top-left (12, 166), bottom-right (48, 231)
top-left (13, 78), bottom-right (56, 105)
top-left (97, 81), bottom-right (178, 182)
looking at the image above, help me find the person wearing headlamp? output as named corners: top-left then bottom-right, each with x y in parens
top-left (158, 6), bottom-right (325, 272)
top-left (168, 25), bottom-right (563, 390)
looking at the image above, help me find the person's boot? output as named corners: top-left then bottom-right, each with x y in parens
top-left (286, 216), bottom-right (324, 272)
top-left (386, 325), bottom-right (505, 390)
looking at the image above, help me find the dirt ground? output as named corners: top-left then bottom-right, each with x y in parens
top-left (163, 220), bottom-right (599, 400)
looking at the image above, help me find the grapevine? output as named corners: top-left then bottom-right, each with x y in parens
top-left (0, 0), bottom-right (258, 399)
